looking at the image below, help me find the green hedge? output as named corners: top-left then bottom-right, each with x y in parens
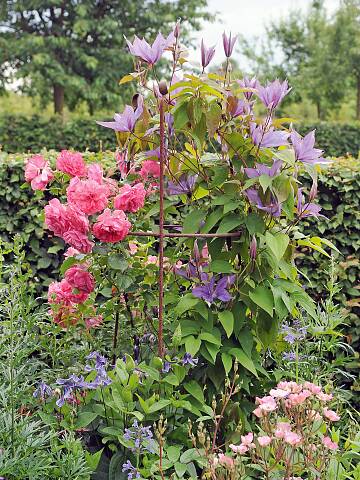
top-left (1, 115), bottom-right (360, 157)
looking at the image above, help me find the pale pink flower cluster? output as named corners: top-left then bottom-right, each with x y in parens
top-left (25, 155), bottom-right (54, 190)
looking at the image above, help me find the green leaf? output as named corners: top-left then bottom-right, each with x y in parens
top-left (266, 231), bottom-right (289, 261)
top-left (221, 352), bottom-right (232, 375)
top-left (85, 448), bottom-right (103, 471)
top-left (148, 399), bottom-right (171, 413)
top-left (249, 285), bottom-right (274, 317)
top-left (184, 380), bottom-right (205, 403)
top-left (218, 310), bottom-right (234, 338)
top-left (74, 411), bottom-right (98, 428)
top-left (173, 101), bottom-right (189, 130)
top-left (108, 254), bottom-right (128, 271)
top-left (210, 260), bottom-right (233, 273)
top-left (185, 335), bottom-right (201, 356)
top-left (175, 462), bottom-right (187, 477)
top-left (182, 209), bottom-right (205, 233)
top-left (60, 256), bottom-right (77, 275)
top-left (199, 331), bottom-right (221, 345)
top-left (175, 294), bottom-right (199, 316)
top-left (216, 214), bottom-right (242, 233)
top-left (245, 214), bottom-right (265, 235)
top-left (167, 446), bottom-right (181, 463)
top-left (229, 348), bottom-right (258, 376)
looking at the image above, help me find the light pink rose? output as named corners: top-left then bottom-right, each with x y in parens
top-left (114, 183), bottom-right (146, 213)
top-left (323, 408), bottom-right (340, 422)
top-left (253, 407), bottom-right (264, 418)
top-left (255, 395), bottom-right (277, 413)
top-left (139, 160), bottom-right (160, 179)
top-left (303, 382), bottom-right (322, 394)
top-left (322, 436), bottom-right (338, 450)
top-left (65, 265), bottom-right (95, 293)
top-left (241, 433), bottom-right (254, 446)
top-left (85, 315), bottom-right (103, 329)
top-left (275, 422), bottom-right (292, 439)
top-left (48, 279), bottom-right (88, 305)
top-left (317, 392), bottom-right (333, 402)
top-left (218, 454), bottom-right (234, 468)
top-left (25, 154), bottom-right (54, 190)
top-left (270, 388), bottom-right (289, 398)
top-left (63, 230), bottom-right (94, 253)
top-left (45, 199), bottom-right (70, 236)
top-left (145, 255), bottom-right (158, 265)
top-left (128, 242), bottom-right (138, 254)
top-left (287, 390), bottom-right (312, 407)
top-left (277, 381), bottom-right (302, 393)
top-left (64, 247), bottom-right (80, 258)
top-left (56, 150), bottom-right (86, 177)
top-left (92, 208), bottom-right (131, 243)
top-left (284, 431), bottom-right (302, 446)
top-left (229, 444), bottom-right (248, 454)
top-left (67, 177), bottom-right (109, 214)
top-left (257, 436), bottom-right (272, 447)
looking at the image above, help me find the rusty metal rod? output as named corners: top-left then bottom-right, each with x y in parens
top-left (129, 231), bottom-right (242, 238)
top-left (158, 97), bottom-right (165, 358)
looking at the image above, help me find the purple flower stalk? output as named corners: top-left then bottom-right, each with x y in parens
top-left (237, 77), bottom-right (259, 101)
top-left (223, 32), bottom-right (238, 58)
top-left (122, 460), bottom-right (141, 480)
top-left (296, 188), bottom-right (323, 219)
top-left (182, 353), bottom-right (199, 366)
top-left (192, 275), bottom-right (235, 304)
top-left (290, 130), bottom-right (328, 165)
top-left (257, 79), bottom-right (291, 110)
top-left (251, 123), bottom-right (289, 148)
top-left (167, 174), bottom-right (198, 195)
top-left (201, 39), bottom-right (216, 70)
top-left (56, 374), bottom-right (87, 407)
top-left (281, 319), bottom-right (307, 345)
top-left (245, 188), bottom-right (282, 217)
top-left (33, 381), bottom-right (53, 400)
top-left (97, 98), bottom-right (143, 132)
top-left (124, 419), bottom-right (156, 454)
top-left (125, 30), bottom-right (175, 65)
top-left (244, 159), bottom-right (282, 178)
top-left (84, 351), bottom-right (112, 388)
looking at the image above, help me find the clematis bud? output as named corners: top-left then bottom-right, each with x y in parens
top-left (174, 20), bottom-right (181, 39)
top-left (201, 39), bottom-right (216, 70)
top-left (158, 79), bottom-right (168, 96)
top-left (309, 179), bottom-right (318, 202)
top-left (250, 235), bottom-right (257, 260)
top-left (193, 240), bottom-right (200, 262)
top-left (222, 32), bottom-right (238, 58)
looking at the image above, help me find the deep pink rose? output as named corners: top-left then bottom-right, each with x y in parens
top-left (48, 279), bottom-right (88, 305)
top-left (51, 305), bottom-right (78, 328)
top-left (65, 264), bottom-right (95, 293)
top-left (65, 204), bottom-right (89, 233)
top-left (67, 177), bottom-right (109, 214)
top-left (44, 199), bottom-right (70, 236)
top-left (56, 150), bottom-right (86, 177)
top-left (92, 208), bottom-right (131, 243)
top-left (25, 154), bottom-right (54, 190)
top-left (114, 183), bottom-right (146, 212)
top-left (63, 230), bottom-right (94, 253)
top-left (139, 160), bottom-right (160, 179)
top-left (85, 315), bottom-right (103, 329)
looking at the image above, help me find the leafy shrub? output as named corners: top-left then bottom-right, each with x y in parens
top-left (1, 115), bottom-right (360, 156)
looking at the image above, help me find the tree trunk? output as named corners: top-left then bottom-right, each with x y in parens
top-left (357, 75), bottom-right (360, 121)
top-left (53, 84), bottom-right (64, 115)
top-left (316, 101), bottom-right (321, 120)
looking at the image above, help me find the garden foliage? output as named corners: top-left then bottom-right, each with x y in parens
top-left (1, 115), bottom-right (360, 157)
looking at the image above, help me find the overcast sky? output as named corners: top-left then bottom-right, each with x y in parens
top-left (188, 0), bottom-right (340, 65)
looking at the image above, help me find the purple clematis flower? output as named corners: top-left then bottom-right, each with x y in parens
top-left (97, 98), bottom-right (143, 132)
top-left (182, 353), bottom-right (199, 366)
top-left (245, 188), bottom-right (282, 217)
top-left (296, 188), bottom-right (323, 219)
top-left (250, 123), bottom-right (289, 148)
top-left (125, 31), bottom-right (175, 65)
top-left (237, 77), bottom-right (259, 101)
top-left (244, 159), bottom-right (282, 178)
top-left (290, 130), bottom-right (328, 165)
top-left (257, 79), bottom-right (291, 109)
top-left (168, 174), bottom-right (198, 195)
top-left (230, 98), bottom-right (252, 117)
top-left (201, 39), bottom-right (216, 69)
top-left (192, 275), bottom-right (234, 304)
top-left (223, 32), bottom-right (238, 58)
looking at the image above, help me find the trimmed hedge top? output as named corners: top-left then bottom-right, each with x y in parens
top-left (1, 115), bottom-right (360, 157)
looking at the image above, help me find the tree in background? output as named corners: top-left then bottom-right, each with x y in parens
top-left (240, 0), bottom-right (360, 120)
top-left (0, 1), bottom-right (211, 115)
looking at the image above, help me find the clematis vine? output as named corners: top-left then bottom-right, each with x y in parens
top-left (296, 188), bottom-right (323, 218)
top-left (245, 188), bottom-right (282, 217)
top-left (192, 275), bottom-right (235, 304)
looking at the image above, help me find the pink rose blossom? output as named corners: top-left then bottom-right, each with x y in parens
top-left (241, 433), bottom-right (254, 445)
top-left (114, 183), bottom-right (147, 213)
top-left (253, 407), bottom-right (264, 418)
top-left (323, 408), bottom-right (340, 422)
top-left (64, 247), bottom-right (80, 258)
top-left (277, 381), bottom-right (302, 393)
top-left (87, 163), bottom-right (103, 183)
top-left (65, 265), bottom-right (95, 293)
top-left (145, 255), bottom-right (158, 265)
top-left (270, 388), bottom-right (289, 398)
top-left (67, 177), bottom-right (109, 214)
top-left (65, 204), bottom-right (90, 233)
top-left (51, 305), bottom-right (78, 328)
top-left (287, 390), bottom-right (312, 407)
top-left (92, 209), bottom-right (131, 243)
top-left (317, 392), bottom-right (333, 402)
top-left (63, 230), bottom-right (94, 253)
top-left (56, 150), bottom-right (86, 177)
top-left (255, 395), bottom-right (277, 413)
top-left (303, 382), bottom-right (322, 394)
top-left (322, 436), bottom-right (338, 450)
top-left (139, 160), bottom-right (160, 179)
top-left (275, 422), bottom-right (292, 439)
top-left (229, 444), bottom-right (248, 454)
top-left (85, 315), bottom-right (103, 329)
top-left (45, 199), bottom-right (70, 236)
top-left (218, 454), bottom-right (234, 468)
top-left (284, 431), bottom-right (302, 446)
top-left (48, 279), bottom-right (88, 305)
top-left (129, 242), bottom-right (138, 254)
top-left (257, 436), bottom-right (272, 447)
top-left (25, 154), bottom-right (54, 190)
